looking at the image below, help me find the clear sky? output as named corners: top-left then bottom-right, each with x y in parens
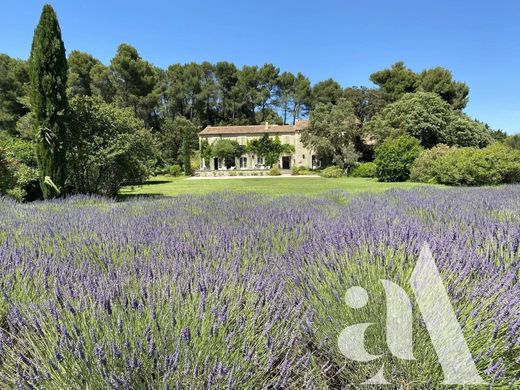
top-left (1, 1), bottom-right (519, 134)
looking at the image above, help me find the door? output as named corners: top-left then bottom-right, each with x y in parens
top-left (282, 156), bottom-right (291, 170)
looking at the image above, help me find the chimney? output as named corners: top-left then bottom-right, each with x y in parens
top-left (265, 121), bottom-right (268, 130)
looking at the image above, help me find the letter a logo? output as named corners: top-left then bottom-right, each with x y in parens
top-left (338, 243), bottom-right (487, 385)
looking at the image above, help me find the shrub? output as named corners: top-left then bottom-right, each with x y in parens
top-left (168, 164), bottom-right (183, 177)
top-left (291, 166), bottom-right (314, 175)
top-left (374, 135), bottom-right (423, 182)
top-left (190, 151), bottom-right (201, 171)
top-left (434, 147), bottom-right (499, 185)
top-left (0, 138), bottom-right (40, 201)
top-left (411, 143), bottom-right (520, 186)
top-left (66, 96), bottom-right (158, 197)
top-left (505, 134), bottom-right (520, 150)
top-left (349, 162), bottom-right (377, 178)
top-left (410, 144), bottom-right (452, 183)
top-left (437, 144), bottom-right (520, 186)
top-left (490, 144), bottom-right (520, 183)
top-left (268, 167), bottom-right (281, 176)
top-left (320, 166), bottom-right (344, 178)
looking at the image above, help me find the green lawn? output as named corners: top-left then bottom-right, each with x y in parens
top-left (120, 175), bottom-right (430, 197)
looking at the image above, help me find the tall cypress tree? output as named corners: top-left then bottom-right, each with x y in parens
top-left (29, 4), bottom-right (68, 198)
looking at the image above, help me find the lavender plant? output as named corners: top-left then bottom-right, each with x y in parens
top-left (0, 187), bottom-right (518, 388)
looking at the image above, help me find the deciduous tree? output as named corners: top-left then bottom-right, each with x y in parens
top-left (366, 92), bottom-right (492, 148)
top-left (301, 99), bottom-right (360, 167)
top-left (0, 55), bottom-right (30, 134)
top-left (67, 96), bottom-right (157, 196)
top-left (366, 92), bottom-right (451, 147)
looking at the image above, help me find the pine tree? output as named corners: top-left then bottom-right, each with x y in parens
top-left (181, 131), bottom-right (192, 176)
top-left (29, 4), bottom-right (68, 198)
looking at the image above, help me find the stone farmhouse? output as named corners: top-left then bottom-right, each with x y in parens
top-left (198, 120), bottom-right (321, 172)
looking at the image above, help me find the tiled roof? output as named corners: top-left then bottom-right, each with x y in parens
top-left (200, 120), bottom-right (308, 135)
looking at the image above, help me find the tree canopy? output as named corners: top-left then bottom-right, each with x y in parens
top-left (0, 55), bottom-right (29, 134)
top-left (366, 92), bottom-right (491, 148)
top-left (301, 99), bottom-right (360, 167)
top-left (210, 139), bottom-right (244, 160)
top-left (370, 61), bottom-right (418, 103)
top-left (370, 61), bottom-right (469, 110)
top-left (66, 96), bottom-right (156, 196)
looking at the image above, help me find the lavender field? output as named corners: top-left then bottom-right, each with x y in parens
top-left (0, 187), bottom-right (518, 389)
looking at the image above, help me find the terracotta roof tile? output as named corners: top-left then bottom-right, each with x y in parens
top-left (200, 120), bottom-right (308, 135)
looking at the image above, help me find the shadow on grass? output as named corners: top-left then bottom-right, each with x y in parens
top-left (140, 180), bottom-right (172, 185)
top-left (117, 193), bottom-right (168, 201)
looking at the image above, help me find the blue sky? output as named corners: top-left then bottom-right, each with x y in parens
top-left (1, 1), bottom-right (519, 134)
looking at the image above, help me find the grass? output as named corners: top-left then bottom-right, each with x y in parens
top-left (120, 175), bottom-right (430, 197)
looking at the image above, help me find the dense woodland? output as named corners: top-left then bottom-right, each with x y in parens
top-left (1, 46), bottom-right (501, 134)
top-left (1, 5), bottom-right (519, 200)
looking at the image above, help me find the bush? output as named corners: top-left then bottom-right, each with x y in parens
top-left (349, 162), bottom-right (377, 178)
top-left (505, 134), bottom-right (520, 150)
top-left (291, 166), bottom-right (314, 175)
top-left (0, 152), bottom-right (39, 201)
top-left (268, 167), bottom-right (281, 176)
top-left (0, 137), bottom-right (40, 201)
top-left (67, 96), bottom-right (158, 197)
top-left (320, 166), bottom-right (344, 178)
top-left (434, 144), bottom-right (519, 186)
top-left (374, 136), bottom-right (423, 182)
top-left (168, 164), bottom-right (183, 177)
top-left (411, 143), bottom-right (520, 186)
top-left (410, 144), bottom-right (452, 183)
top-left (190, 151), bottom-right (201, 171)
top-left (435, 148), bottom-right (498, 185)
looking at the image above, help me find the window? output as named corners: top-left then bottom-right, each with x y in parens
top-left (302, 154), bottom-right (305, 159)
top-left (239, 157), bottom-right (248, 168)
top-left (257, 156), bottom-right (264, 165)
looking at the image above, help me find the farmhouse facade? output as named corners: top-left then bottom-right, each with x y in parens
top-left (199, 120), bottom-right (320, 171)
